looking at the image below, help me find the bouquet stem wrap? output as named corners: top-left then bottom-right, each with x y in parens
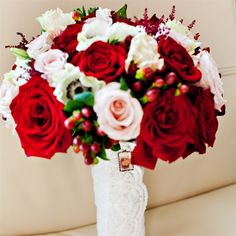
top-left (91, 142), bottom-right (148, 236)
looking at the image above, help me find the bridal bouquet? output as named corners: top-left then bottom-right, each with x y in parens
top-left (0, 5), bottom-right (225, 169)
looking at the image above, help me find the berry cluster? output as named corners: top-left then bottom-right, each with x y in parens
top-left (64, 106), bottom-right (119, 165)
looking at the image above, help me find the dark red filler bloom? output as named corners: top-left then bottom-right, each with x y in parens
top-left (132, 90), bottom-right (198, 169)
top-left (53, 23), bottom-right (84, 55)
top-left (10, 76), bottom-right (72, 159)
top-left (158, 36), bottom-right (202, 83)
top-left (71, 41), bottom-right (127, 83)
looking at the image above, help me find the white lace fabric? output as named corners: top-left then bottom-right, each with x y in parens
top-left (92, 142), bottom-right (148, 236)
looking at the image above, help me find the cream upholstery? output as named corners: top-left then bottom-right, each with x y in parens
top-left (0, 0), bottom-right (236, 236)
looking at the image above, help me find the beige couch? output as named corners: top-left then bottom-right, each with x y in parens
top-left (0, 0), bottom-right (236, 235)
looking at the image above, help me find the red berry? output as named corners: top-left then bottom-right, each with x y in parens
top-left (84, 154), bottom-right (94, 165)
top-left (73, 145), bottom-right (80, 154)
top-left (79, 143), bottom-right (90, 153)
top-left (91, 143), bottom-right (101, 154)
top-left (96, 127), bottom-right (106, 137)
top-left (180, 84), bottom-right (189, 94)
top-left (74, 111), bottom-right (82, 121)
top-left (132, 81), bottom-right (143, 92)
top-left (73, 136), bottom-right (82, 146)
top-left (81, 107), bottom-right (93, 118)
top-left (154, 77), bottom-right (165, 88)
top-left (146, 89), bottom-right (160, 102)
top-left (64, 118), bottom-right (76, 129)
top-left (165, 72), bottom-right (177, 85)
top-left (82, 120), bottom-right (93, 131)
top-left (143, 68), bottom-right (154, 80)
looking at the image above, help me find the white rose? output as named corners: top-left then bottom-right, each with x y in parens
top-left (26, 32), bottom-right (55, 59)
top-left (34, 49), bottom-right (68, 75)
top-left (0, 79), bottom-right (18, 132)
top-left (77, 8), bottom-right (112, 51)
top-left (165, 20), bottom-right (201, 55)
top-left (196, 51), bottom-right (226, 111)
top-left (94, 82), bottom-right (143, 140)
top-left (107, 23), bottom-right (143, 42)
top-left (126, 32), bottom-right (164, 71)
top-left (37, 8), bottom-right (75, 33)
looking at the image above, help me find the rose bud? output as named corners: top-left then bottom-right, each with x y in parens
top-left (73, 145), bottom-right (80, 154)
top-left (82, 120), bottom-right (93, 131)
top-left (153, 76), bottom-right (165, 88)
top-left (73, 111), bottom-right (83, 121)
top-left (146, 89), bottom-right (160, 102)
top-left (165, 72), bottom-right (177, 85)
top-left (180, 84), bottom-right (189, 94)
top-left (64, 117), bottom-right (77, 130)
top-left (91, 142), bottom-right (101, 154)
top-left (84, 154), bottom-right (94, 165)
top-left (81, 107), bottom-right (93, 118)
top-left (79, 143), bottom-right (90, 153)
top-left (132, 81), bottom-right (143, 93)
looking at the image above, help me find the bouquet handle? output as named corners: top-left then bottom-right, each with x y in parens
top-left (91, 142), bottom-right (148, 236)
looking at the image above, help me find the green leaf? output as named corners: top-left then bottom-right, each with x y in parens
top-left (117, 4), bottom-right (127, 19)
top-left (10, 48), bottom-right (30, 60)
top-left (111, 143), bottom-right (121, 152)
top-left (88, 7), bottom-right (98, 14)
top-left (74, 91), bottom-right (94, 107)
top-left (64, 100), bottom-right (82, 112)
top-left (108, 38), bottom-right (120, 45)
top-left (120, 77), bottom-right (129, 91)
top-left (98, 145), bottom-right (109, 161)
top-left (140, 96), bottom-right (148, 104)
top-left (82, 133), bottom-right (93, 144)
top-left (76, 6), bottom-right (87, 17)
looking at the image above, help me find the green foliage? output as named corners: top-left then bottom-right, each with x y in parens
top-left (117, 4), bottom-right (128, 18)
top-left (111, 143), bottom-right (121, 152)
top-left (99, 145), bottom-right (109, 160)
top-left (120, 77), bottom-right (129, 91)
top-left (75, 6), bottom-right (98, 18)
top-left (74, 91), bottom-right (94, 107)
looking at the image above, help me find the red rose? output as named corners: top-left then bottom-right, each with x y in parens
top-left (52, 23), bottom-right (84, 55)
top-left (132, 90), bottom-right (198, 169)
top-left (71, 41), bottom-right (127, 83)
top-left (158, 36), bottom-right (201, 83)
top-left (10, 76), bottom-right (72, 159)
top-left (196, 89), bottom-right (218, 147)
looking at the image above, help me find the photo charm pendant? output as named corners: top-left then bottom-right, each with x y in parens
top-left (118, 151), bottom-right (134, 172)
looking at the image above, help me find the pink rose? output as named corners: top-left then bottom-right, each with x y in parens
top-left (94, 82), bottom-right (143, 140)
top-left (34, 49), bottom-right (68, 75)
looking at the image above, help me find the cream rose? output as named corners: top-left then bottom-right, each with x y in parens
top-left (37, 8), bottom-right (75, 33)
top-left (125, 32), bottom-right (164, 71)
top-left (34, 49), bottom-right (68, 75)
top-left (26, 32), bottom-right (55, 59)
top-left (196, 51), bottom-right (226, 111)
top-left (94, 82), bottom-right (143, 140)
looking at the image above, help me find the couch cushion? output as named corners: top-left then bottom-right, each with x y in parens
top-left (39, 184), bottom-right (236, 236)
top-left (0, 0), bottom-right (236, 235)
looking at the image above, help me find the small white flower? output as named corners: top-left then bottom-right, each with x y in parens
top-left (0, 79), bottom-right (18, 132)
top-left (4, 58), bottom-right (31, 86)
top-left (37, 8), bottom-right (75, 33)
top-left (52, 63), bottom-right (81, 103)
top-left (126, 32), bottom-right (164, 71)
top-left (79, 72), bottom-right (105, 92)
top-left (34, 49), bottom-right (68, 75)
top-left (26, 32), bottom-right (55, 59)
top-left (107, 23), bottom-right (143, 42)
top-left (165, 19), bottom-right (201, 55)
top-left (77, 8), bottom-right (112, 51)
top-left (196, 51), bottom-right (226, 111)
